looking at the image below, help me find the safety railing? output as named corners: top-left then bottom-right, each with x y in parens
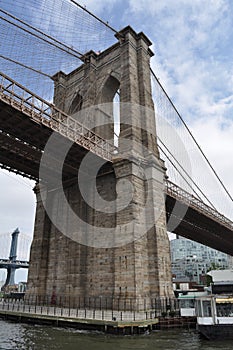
top-left (0, 72), bottom-right (117, 162)
top-left (0, 295), bottom-right (180, 322)
top-left (166, 180), bottom-right (233, 231)
top-left (1, 72), bottom-right (232, 232)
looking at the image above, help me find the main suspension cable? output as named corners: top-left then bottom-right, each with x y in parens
top-left (0, 55), bottom-right (52, 78)
top-left (151, 68), bottom-right (233, 203)
top-left (158, 137), bottom-right (216, 209)
top-left (0, 11), bottom-right (83, 60)
top-left (69, 0), bottom-right (118, 34)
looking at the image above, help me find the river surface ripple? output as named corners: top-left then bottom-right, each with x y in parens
top-left (0, 320), bottom-right (233, 350)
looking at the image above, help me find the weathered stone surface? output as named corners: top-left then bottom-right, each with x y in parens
top-left (26, 26), bottom-right (173, 309)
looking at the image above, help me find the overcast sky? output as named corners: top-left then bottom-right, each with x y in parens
top-left (0, 0), bottom-right (233, 277)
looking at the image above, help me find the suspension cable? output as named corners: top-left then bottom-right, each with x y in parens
top-left (2, 3), bottom-right (231, 205)
top-left (0, 13), bottom-right (83, 61)
top-left (158, 137), bottom-right (217, 209)
top-left (69, 0), bottom-right (118, 34)
top-left (151, 68), bottom-right (233, 203)
top-left (0, 55), bottom-right (51, 78)
top-left (158, 145), bottom-right (205, 203)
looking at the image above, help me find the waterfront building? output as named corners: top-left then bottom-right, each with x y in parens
top-left (170, 237), bottom-right (230, 284)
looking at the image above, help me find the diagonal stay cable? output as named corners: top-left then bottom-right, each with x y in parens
top-left (151, 68), bottom-right (233, 203)
top-left (0, 55), bottom-right (52, 78)
top-left (69, 0), bottom-right (118, 34)
top-left (158, 145), bottom-right (205, 203)
top-left (158, 136), bottom-right (217, 210)
top-left (0, 11), bottom-right (83, 61)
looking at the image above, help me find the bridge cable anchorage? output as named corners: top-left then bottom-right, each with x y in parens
top-left (69, 0), bottom-right (118, 34)
top-left (0, 13), bottom-right (83, 61)
top-left (158, 137), bottom-right (217, 210)
top-left (151, 68), bottom-right (233, 203)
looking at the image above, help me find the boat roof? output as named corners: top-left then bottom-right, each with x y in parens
top-left (196, 294), bottom-right (233, 302)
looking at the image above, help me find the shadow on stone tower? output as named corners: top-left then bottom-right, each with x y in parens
top-left (26, 26), bottom-right (174, 309)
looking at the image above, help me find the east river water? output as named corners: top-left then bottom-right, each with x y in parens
top-left (0, 320), bottom-right (233, 350)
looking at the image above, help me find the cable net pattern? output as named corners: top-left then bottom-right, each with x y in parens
top-left (0, 0), bottom-right (116, 101)
top-left (152, 73), bottom-right (233, 220)
top-left (0, 0), bottom-right (232, 222)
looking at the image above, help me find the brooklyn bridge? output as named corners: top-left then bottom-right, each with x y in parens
top-left (0, 1), bottom-right (232, 307)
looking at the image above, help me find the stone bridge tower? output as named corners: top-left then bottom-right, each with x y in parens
top-left (26, 26), bottom-right (173, 308)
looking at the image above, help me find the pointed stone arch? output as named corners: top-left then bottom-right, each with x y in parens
top-left (94, 74), bottom-right (120, 142)
top-left (99, 74), bottom-right (120, 104)
top-left (27, 26), bottom-right (174, 308)
top-left (69, 92), bottom-right (83, 115)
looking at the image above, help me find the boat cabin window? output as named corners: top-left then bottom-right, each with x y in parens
top-left (202, 300), bottom-right (212, 317)
top-left (179, 298), bottom-right (195, 308)
top-left (216, 301), bottom-right (233, 317)
top-left (196, 300), bottom-right (212, 317)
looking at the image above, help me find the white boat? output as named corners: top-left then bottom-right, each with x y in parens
top-left (195, 295), bottom-right (233, 340)
top-left (178, 292), bottom-right (207, 317)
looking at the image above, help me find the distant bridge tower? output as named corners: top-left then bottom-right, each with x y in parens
top-left (26, 26), bottom-right (174, 308)
top-left (0, 228), bottom-right (29, 291)
top-left (3, 228), bottom-right (19, 288)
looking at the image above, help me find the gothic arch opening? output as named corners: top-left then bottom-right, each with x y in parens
top-left (113, 89), bottom-right (120, 147)
top-left (98, 75), bottom-right (120, 145)
top-left (69, 92), bottom-right (83, 115)
top-left (101, 75), bottom-right (120, 104)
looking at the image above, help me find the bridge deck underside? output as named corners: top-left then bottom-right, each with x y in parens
top-left (166, 196), bottom-right (233, 256)
top-left (0, 101), bottom-right (93, 180)
top-left (1, 100), bottom-right (233, 256)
